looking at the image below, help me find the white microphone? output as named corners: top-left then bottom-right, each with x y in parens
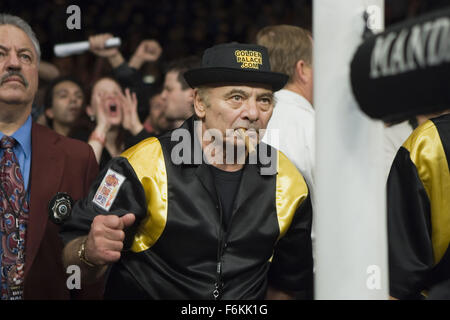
top-left (53, 37), bottom-right (121, 57)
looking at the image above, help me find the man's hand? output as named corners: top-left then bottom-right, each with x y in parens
top-left (89, 33), bottom-right (124, 68)
top-left (91, 91), bottom-right (112, 134)
top-left (119, 88), bottom-right (143, 135)
top-left (84, 213), bottom-right (136, 266)
top-left (129, 40), bottom-right (162, 69)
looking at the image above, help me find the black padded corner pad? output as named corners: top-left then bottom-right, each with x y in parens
top-left (350, 6), bottom-right (450, 122)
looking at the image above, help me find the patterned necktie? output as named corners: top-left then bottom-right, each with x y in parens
top-left (0, 136), bottom-right (29, 300)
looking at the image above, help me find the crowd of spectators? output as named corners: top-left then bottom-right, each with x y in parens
top-left (1, 0), bottom-right (450, 301)
top-left (0, 0), bottom-right (446, 146)
top-left (0, 0), bottom-right (311, 88)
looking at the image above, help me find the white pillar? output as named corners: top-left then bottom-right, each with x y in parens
top-left (313, 0), bottom-right (388, 299)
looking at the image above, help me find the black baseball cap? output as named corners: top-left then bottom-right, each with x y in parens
top-left (184, 43), bottom-right (288, 91)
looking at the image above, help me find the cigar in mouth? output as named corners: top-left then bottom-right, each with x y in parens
top-left (237, 128), bottom-right (256, 154)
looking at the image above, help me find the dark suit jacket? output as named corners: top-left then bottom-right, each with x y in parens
top-left (22, 123), bottom-right (101, 299)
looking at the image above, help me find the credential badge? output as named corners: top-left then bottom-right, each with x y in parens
top-left (92, 169), bottom-right (126, 211)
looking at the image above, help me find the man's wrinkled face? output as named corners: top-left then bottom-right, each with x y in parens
top-left (0, 25), bottom-right (38, 106)
top-left (194, 83), bottom-right (274, 150)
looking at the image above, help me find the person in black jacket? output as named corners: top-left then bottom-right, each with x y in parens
top-left (387, 111), bottom-right (450, 299)
top-left (61, 42), bottom-right (314, 300)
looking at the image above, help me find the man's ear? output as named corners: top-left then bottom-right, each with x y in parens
top-left (193, 89), bottom-right (206, 119)
top-left (295, 60), bottom-right (312, 84)
top-left (45, 108), bottom-right (54, 119)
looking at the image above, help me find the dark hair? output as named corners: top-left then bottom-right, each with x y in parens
top-left (165, 56), bottom-right (201, 90)
top-left (43, 76), bottom-right (84, 127)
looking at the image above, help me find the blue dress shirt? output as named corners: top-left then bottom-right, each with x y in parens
top-left (0, 115), bottom-right (32, 191)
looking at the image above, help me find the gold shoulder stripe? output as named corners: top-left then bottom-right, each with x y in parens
top-left (403, 121), bottom-right (450, 264)
top-left (121, 137), bottom-right (168, 252)
top-left (275, 151), bottom-right (309, 240)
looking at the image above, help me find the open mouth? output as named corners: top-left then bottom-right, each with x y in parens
top-left (107, 103), bottom-right (119, 116)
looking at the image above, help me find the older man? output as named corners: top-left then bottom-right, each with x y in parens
top-left (0, 14), bottom-right (100, 299)
top-left (61, 43), bottom-right (313, 300)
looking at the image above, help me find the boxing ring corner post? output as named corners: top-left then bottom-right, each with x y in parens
top-left (313, 0), bottom-right (388, 300)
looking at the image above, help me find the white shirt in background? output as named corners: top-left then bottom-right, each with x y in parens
top-left (263, 89), bottom-right (315, 195)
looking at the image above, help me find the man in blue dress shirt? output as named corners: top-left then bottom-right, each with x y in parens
top-left (0, 14), bottom-right (101, 299)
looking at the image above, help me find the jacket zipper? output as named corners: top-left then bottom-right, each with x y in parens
top-left (213, 198), bottom-right (225, 300)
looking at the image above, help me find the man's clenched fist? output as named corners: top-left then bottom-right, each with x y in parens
top-left (84, 213), bottom-right (135, 266)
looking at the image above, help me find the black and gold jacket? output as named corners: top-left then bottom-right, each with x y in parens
top-left (61, 117), bottom-right (313, 299)
top-left (388, 113), bottom-right (450, 299)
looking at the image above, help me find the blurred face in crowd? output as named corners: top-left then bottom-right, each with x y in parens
top-left (194, 83), bottom-right (274, 151)
top-left (149, 93), bottom-right (173, 134)
top-left (87, 77), bottom-right (123, 126)
top-left (46, 80), bottom-right (84, 127)
top-left (161, 70), bottom-right (194, 122)
top-left (0, 25), bottom-right (38, 110)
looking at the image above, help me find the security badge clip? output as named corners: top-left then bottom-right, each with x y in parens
top-left (48, 192), bottom-right (74, 225)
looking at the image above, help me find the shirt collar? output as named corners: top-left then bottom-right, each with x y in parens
top-left (0, 115), bottom-right (32, 159)
top-left (275, 89), bottom-right (314, 112)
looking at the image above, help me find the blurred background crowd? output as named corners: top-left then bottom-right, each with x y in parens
top-left (1, 0), bottom-right (445, 93)
top-left (0, 0), bottom-right (447, 169)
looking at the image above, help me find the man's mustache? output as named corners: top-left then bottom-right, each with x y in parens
top-left (1, 71), bottom-right (28, 87)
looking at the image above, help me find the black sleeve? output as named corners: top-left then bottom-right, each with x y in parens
top-left (387, 146), bottom-right (433, 299)
top-left (60, 156), bottom-right (147, 250)
top-left (268, 194), bottom-right (314, 299)
top-left (112, 63), bottom-right (142, 89)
